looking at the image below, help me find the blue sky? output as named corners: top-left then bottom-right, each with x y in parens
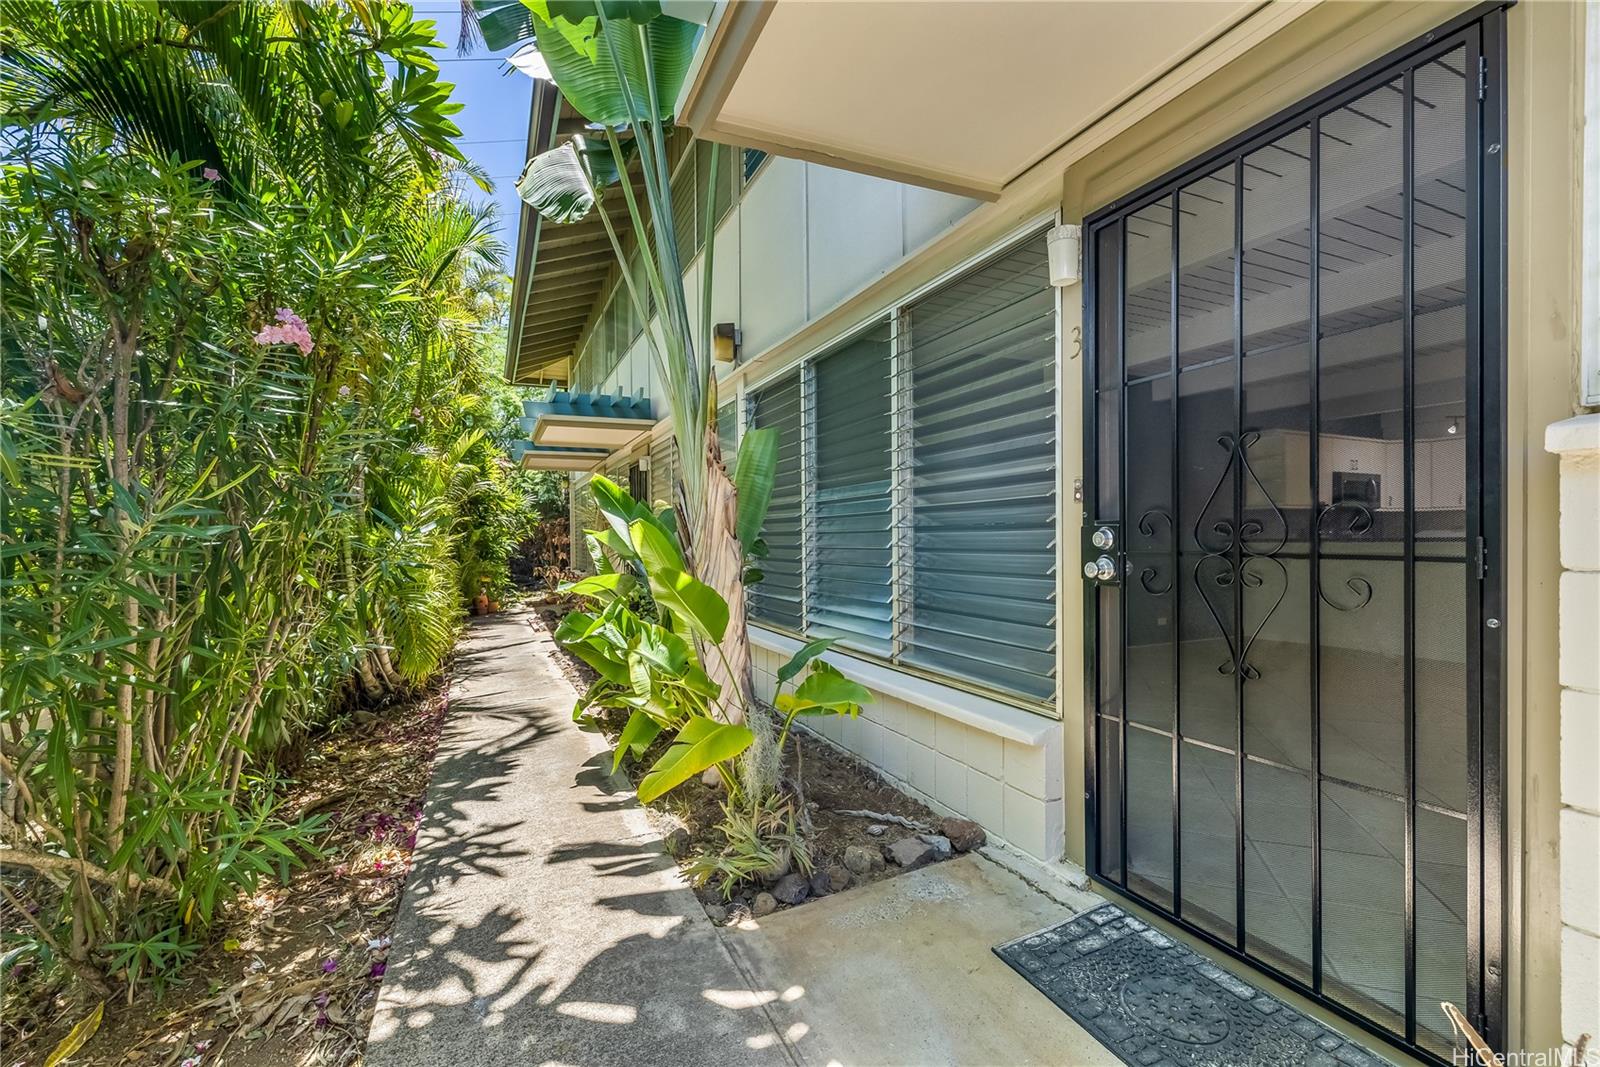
top-left (414, 4), bottom-right (535, 267)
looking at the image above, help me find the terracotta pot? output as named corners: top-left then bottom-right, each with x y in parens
top-left (488, 599), bottom-right (501, 613)
top-left (472, 594), bottom-right (489, 615)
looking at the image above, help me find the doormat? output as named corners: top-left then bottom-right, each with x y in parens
top-left (994, 904), bottom-right (1396, 1067)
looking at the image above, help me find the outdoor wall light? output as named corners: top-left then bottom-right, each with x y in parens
top-left (1048, 223), bottom-right (1082, 287)
top-left (713, 322), bottom-right (741, 363)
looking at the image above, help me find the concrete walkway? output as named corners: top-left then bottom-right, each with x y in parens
top-left (366, 611), bottom-right (792, 1067)
top-left (725, 853), bottom-right (1122, 1067)
top-left (368, 609), bottom-right (1118, 1067)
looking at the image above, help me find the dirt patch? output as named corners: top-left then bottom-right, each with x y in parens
top-left (530, 607), bottom-right (965, 918)
top-left (3, 683), bottom-right (450, 1067)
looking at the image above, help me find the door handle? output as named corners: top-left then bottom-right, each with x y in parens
top-left (1083, 555), bottom-right (1118, 582)
top-left (1082, 522), bottom-right (1122, 584)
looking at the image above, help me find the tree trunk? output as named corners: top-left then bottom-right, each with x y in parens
top-left (357, 655), bottom-right (386, 702)
top-left (688, 428), bottom-right (777, 800)
top-left (105, 321), bottom-right (139, 855)
top-left (689, 429), bottom-right (753, 722)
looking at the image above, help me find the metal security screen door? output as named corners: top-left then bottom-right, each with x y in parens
top-left (1083, 12), bottom-right (1504, 1064)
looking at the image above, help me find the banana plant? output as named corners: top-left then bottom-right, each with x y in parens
top-left (556, 472), bottom-right (866, 805)
top-left (471, 0), bottom-right (766, 746)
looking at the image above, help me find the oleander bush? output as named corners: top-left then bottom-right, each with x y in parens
top-left (0, 0), bottom-right (536, 996)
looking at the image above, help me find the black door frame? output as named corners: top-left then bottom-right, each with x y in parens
top-left (1079, 5), bottom-right (1508, 1061)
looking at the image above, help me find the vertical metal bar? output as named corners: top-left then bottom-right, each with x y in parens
top-left (1465, 14), bottom-right (1505, 1046)
top-left (1309, 113), bottom-right (1326, 997)
top-left (1118, 221), bottom-right (1131, 893)
top-left (1402, 64), bottom-right (1419, 1048)
top-left (1460, 23), bottom-right (1486, 1036)
top-left (1170, 192), bottom-right (1184, 920)
top-left (1084, 225), bottom-right (1102, 883)
top-left (1232, 156), bottom-right (1247, 951)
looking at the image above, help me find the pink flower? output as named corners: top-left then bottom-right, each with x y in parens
top-left (369, 961), bottom-right (387, 979)
top-left (338, 385), bottom-right (352, 399)
top-left (321, 957), bottom-right (338, 974)
top-left (202, 167), bottom-right (220, 182)
top-left (253, 307), bottom-right (314, 355)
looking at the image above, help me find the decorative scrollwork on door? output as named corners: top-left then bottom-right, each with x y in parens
top-left (1317, 573), bottom-right (1374, 613)
top-left (1190, 432), bottom-right (1288, 680)
top-left (1137, 509), bottom-right (1175, 595)
top-left (1317, 499), bottom-right (1374, 538)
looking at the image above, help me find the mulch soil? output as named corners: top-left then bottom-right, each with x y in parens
top-left (531, 605), bottom-right (957, 916)
top-left (2, 680), bottom-right (450, 1067)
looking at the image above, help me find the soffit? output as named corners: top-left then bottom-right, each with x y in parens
top-left (688, 0), bottom-right (1262, 199)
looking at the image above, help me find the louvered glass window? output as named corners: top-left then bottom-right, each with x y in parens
top-left (671, 158), bottom-right (698, 260)
top-left (742, 148), bottom-right (767, 182)
top-left (716, 398), bottom-right (738, 464)
top-left (901, 233), bottom-right (1056, 700)
top-left (649, 434), bottom-right (678, 510)
top-left (810, 324), bottom-right (893, 654)
top-left (747, 373), bottom-right (803, 630)
top-left (616, 272), bottom-right (638, 350)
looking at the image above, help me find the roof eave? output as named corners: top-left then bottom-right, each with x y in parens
top-left (504, 78), bottom-right (563, 385)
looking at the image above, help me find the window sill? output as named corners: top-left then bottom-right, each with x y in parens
top-left (748, 625), bottom-right (1058, 748)
top-left (1546, 413), bottom-right (1600, 456)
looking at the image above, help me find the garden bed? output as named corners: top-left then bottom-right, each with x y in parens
top-left (533, 605), bottom-right (986, 924)
top-left (2, 684), bottom-right (450, 1067)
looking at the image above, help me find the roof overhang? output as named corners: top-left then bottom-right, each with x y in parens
top-left (505, 79), bottom-right (566, 385)
top-left (677, 1), bottom-right (1300, 202)
top-left (516, 391), bottom-right (655, 452)
top-left (511, 442), bottom-right (611, 472)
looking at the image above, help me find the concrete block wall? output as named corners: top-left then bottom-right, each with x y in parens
top-left (747, 639), bottom-right (1065, 863)
top-left (1546, 413), bottom-right (1600, 1054)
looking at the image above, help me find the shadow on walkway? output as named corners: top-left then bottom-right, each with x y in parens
top-left (366, 611), bottom-right (795, 1067)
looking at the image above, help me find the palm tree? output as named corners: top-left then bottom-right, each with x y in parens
top-left (466, 2), bottom-right (768, 739)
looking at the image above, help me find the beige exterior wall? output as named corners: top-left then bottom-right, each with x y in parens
top-left (1505, 2), bottom-right (1589, 1053)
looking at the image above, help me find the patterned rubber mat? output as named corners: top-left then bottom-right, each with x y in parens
top-left (994, 903), bottom-right (1396, 1067)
